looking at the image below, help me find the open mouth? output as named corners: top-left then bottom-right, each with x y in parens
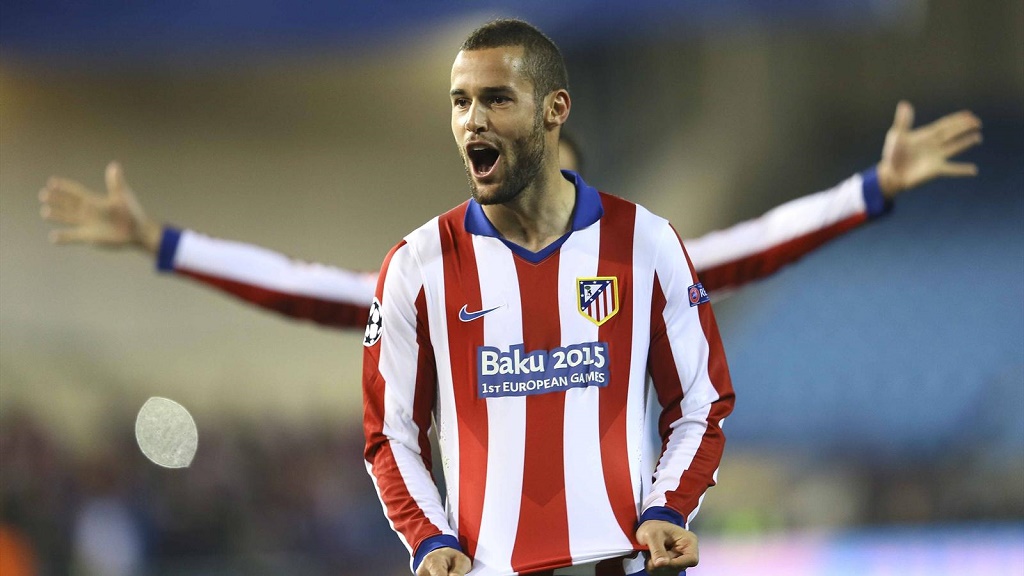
top-left (467, 142), bottom-right (500, 178)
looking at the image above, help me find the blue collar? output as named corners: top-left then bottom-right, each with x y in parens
top-left (463, 170), bottom-right (604, 264)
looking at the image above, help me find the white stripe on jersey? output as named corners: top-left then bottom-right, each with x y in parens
top-left (473, 234), bottom-right (526, 575)
top-left (410, 220), bottom-right (462, 537)
top-left (631, 207), bottom-right (663, 513)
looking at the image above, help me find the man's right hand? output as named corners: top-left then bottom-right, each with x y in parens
top-left (416, 547), bottom-right (472, 576)
top-left (39, 161), bottom-right (161, 254)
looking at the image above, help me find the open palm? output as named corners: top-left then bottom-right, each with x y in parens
top-left (40, 162), bottom-right (159, 251)
top-left (878, 101), bottom-right (982, 198)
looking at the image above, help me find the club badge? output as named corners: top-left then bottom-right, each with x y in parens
top-left (577, 277), bottom-right (619, 326)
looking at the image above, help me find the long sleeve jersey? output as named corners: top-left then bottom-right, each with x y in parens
top-left (363, 172), bottom-right (735, 575)
top-left (155, 169), bottom-right (887, 329)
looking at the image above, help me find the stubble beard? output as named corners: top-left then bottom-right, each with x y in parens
top-left (465, 116), bottom-right (546, 206)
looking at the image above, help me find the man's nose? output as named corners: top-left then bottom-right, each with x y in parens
top-left (464, 101), bottom-right (487, 133)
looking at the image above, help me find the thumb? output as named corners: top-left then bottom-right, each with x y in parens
top-left (646, 535), bottom-right (670, 568)
top-left (891, 100), bottom-right (914, 133)
top-left (105, 161), bottom-right (129, 200)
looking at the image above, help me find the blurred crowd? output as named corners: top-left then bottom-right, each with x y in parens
top-left (3, 404), bottom-right (1021, 576)
top-left (0, 408), bottom-right (409, 576)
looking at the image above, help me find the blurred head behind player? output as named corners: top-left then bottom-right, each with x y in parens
top-left (558, 130), bottom-right (582, 174)
top-left (451, 19), bottom-right (571, 206)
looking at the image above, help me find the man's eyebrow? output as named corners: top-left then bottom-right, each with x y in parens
top-left (449, 86), bottom-right (515, 97)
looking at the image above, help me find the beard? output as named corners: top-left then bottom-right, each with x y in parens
top-left (464, 116), bottom-right (546, 206)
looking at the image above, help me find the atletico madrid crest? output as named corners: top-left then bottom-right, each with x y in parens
top-left (577, 277), bottom-right (619, 326)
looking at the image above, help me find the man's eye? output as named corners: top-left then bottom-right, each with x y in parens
top-left (454, 98), bottom-right (469, 108)
top-left (490, 96), bottom-right (510, 105)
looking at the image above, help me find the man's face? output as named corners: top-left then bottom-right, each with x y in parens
top-left (450, 46), bottom-right (547, 205)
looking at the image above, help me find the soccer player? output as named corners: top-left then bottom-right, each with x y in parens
top-left (38, 105), bottom-right (981, 331)
top-left (362, 19), bottom-right (734, 575)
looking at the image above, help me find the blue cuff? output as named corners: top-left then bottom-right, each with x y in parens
top-left (639, 506), bottom-right (686, 529)
top-left (860, 167), bottom-right (892, 219)
top-left (156, 227), bottom-right (183, 272)
top-left (413, 534), bottom-right (462, 572)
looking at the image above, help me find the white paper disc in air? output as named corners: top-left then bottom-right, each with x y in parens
top-left (135, 397), bottom-right (198, 468)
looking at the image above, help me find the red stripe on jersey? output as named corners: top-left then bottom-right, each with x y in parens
top-left (180, 269), bottom-right (371, 328)
top-left (648, 275), bottom-right (683, 452)
top-left (364, 241), bottom-right (444, 549)
top-left (413, 289), bottom-right (438, 465)
top-left (511, 253), bottom-right (571, 572)
top-left (696, 212), bottom-right (867, 292)
top-left (438, 205), bottom-right (488, 557)
top-left (596, 194), bottom-right (641, 545)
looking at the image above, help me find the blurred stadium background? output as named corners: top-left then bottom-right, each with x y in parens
top-left (1, 1), bottom-right (1022, 574)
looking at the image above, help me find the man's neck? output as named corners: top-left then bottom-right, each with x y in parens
top-left (481, 166), bottom-right (576, 253)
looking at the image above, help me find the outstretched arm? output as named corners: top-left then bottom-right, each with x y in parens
top-left (687, 102), bottom-right (982, 293)
top-left (40, 162), bottom-right (377, 329)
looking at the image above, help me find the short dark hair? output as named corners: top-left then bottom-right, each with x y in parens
top-left (461, 19), bottom-right (569, 102)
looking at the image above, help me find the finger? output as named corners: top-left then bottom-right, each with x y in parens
top-left (49, 228), bottom-right (91, 245)
top-left (891, 100), bottom-right (914, 132)
top-left (106, 161), bottom-right (127, 199)
top-left (645, 537), bottom-right (670, 570)
top-left (39, 185), bottom-right (84, 212)
top-left (942, 131), bottom-right (983, 158)
top-left (429, 559), bottom-right (450, 576)
top-left (939, 162), bottom-right (979, 178)
top-left (40, 204), bottom-right (82, 224)
top-left (661, 547), bottom-right (699, 570)
top-left (415, 562), bottom-right (438, 576)
top-left (928, 111), bottom-right (982, 142)
top-left (45, 176), bottom-right (93, 199)
top-left (452, 554), bottom-right (472, 576)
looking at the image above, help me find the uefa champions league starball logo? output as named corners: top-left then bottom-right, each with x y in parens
top-left (364, 298), bottom-right (383, 347)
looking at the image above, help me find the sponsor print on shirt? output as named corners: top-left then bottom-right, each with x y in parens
top-left (478, 342), bottom-right (610, 398)
top-left (577, 277), bottom-right (619, 326)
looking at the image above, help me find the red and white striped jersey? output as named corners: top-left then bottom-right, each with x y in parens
top-left (362, 172), bottom-right (735, 575)
top-left (156, 169), bottom-right (885, 330)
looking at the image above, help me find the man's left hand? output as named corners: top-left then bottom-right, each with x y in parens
top-left (635, 520), bottom-right (699, 575)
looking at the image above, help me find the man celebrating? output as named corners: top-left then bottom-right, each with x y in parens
top-left (363, 19), bottom-right (733, 575)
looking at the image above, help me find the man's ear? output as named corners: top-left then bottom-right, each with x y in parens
top-left (545, 89), bottom-right (571, 128)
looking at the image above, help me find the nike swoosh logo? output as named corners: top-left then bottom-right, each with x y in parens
top-left (459, 304), bottom-right (502, 322)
